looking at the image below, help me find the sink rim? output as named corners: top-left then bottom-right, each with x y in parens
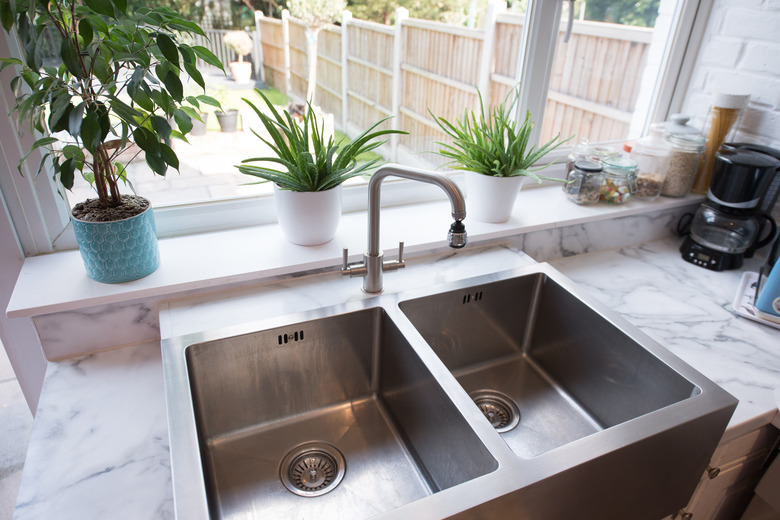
top-left (161, 262), bottom-right (738, 519)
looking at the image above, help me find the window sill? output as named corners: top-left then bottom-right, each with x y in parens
top-left (6, 186), bottom-right (703, 319)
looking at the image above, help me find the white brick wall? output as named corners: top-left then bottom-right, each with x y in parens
top-left (680, 0), bottom-right (780, 220)
top-left (681, 0), bottom-right (780, 148)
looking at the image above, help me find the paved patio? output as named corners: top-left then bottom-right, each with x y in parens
top-left (67, 72), bottom-right (278, 208)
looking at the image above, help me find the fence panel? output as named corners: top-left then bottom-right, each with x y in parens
top-left (314, 26), bottom-right (343, 120)
top-left (345, 20), bottom-right (396, 139)
top-left (288, 20), bottom-right (309, 101)
top-left (399, 19), bottom-right (484, 166)
top-left (254, 10), bottom-right (653, 161)
top-left (258, 17), bottom-right (286, 91)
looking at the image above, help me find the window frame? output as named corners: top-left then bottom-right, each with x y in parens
top-left (1, 0), bottom-right (711, 254)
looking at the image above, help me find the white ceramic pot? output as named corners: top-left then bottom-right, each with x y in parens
top-left (274, 184), bottom-right (342, 245)
top-left (229, 61), bottom-right (253, 84)
top-left (465, 171), bottom-right (525, 223)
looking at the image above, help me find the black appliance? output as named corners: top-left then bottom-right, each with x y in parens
top-left (680, 147), bottom-right (779, 271)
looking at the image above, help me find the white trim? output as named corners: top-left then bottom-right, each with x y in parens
top-left (514, 0), bottom-right (563, 147)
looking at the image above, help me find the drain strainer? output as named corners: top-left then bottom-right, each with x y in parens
top-left (470, 390), bottom-right (520, 433)
top-left (280, 441), bottom-right (346, 497)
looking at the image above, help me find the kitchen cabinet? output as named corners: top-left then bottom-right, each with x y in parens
top-left (667, 425), bottom-right (779, 520)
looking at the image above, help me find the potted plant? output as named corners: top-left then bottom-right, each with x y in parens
top-left (212, 85), bottom-right (239, 132)
top-left (223, 30), bottom-right (253, 84)
top-left (237, 89), bottom-right (404, 245)
top-left (430, 89), bottom-right (571, 223)
top-left (0, 0), bottom-right (222, 282)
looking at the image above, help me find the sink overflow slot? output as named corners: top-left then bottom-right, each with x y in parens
top-left (278, 331), bottom-right (304, 345)
top-left (462, 291), bottom-right (484, 304)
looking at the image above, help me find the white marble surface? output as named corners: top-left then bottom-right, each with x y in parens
top-left (19, 197), bottom-right (698, 362)
top-left (14, 235), bottom-right (780, 518)
top-left (6, 187), bottom-right (701, 318)
top-left (13, 342), bottom-right (173, 520)
top-left (550, 238), bottom-right (780, 440)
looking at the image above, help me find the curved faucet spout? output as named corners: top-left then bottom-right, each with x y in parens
top-left (367, 164), bottom-right (467, 256)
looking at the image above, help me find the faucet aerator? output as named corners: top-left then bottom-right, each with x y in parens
top-left (448, 220), bottom-right (467, 249)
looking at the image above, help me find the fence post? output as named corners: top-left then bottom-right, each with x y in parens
top-left (281, 9), bottom-right (291, 95)
top-left (390, 7), bottom-right (408, 162)
top-left (340, 10), bottom-right (352, 133)
top-left (477, 0), bottom-right (505, 105)
top-left (253, 11), bottom-right (266, 84)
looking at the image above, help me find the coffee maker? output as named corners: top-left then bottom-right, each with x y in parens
top-left (680, 147), bottom-right (779, 271)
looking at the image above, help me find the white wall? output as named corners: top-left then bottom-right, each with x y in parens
top-left (680, 0), bottom-right (780, 221)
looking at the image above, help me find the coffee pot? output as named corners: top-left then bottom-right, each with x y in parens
top-left (680, 147), bottom-right (779, 270)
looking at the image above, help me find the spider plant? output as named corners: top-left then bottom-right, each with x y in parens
top-left (430, 88), bottom-right (572, 184)
top-left (237, 89), bottom-right (405, 192)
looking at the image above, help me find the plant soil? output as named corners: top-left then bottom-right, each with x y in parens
top-left (71, 195), bottom-right (150, 222)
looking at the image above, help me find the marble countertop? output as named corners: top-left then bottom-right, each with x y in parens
top-left (13, 236), bottom-right (780, 519)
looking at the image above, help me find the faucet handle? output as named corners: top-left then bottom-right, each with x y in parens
top-left (397, 241), bottom-right (404, 263)
top-left (342, 248), bottom-right (349, 271)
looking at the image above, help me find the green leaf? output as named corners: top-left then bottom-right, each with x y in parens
top-left (133, 127), bottom-right (160, 156)
top-left (68, 102), bottom-right (86, 136)
top-left (182, 61), bottom-right (204, 91)
top-left (162, 70), bottom-right (183, 102)
top-left (159, 142), bottom-right (178, 170)
top-left (80, 109), bottom-right (101, 153)
top-left (150, 115), bottom-right (171, 142)
top-left (0, 1), bottom-right (13, 32)
top-left (78, 18), bottom-right (93, 47)
top-left (83, 0), bottom-right (115, 18)
top-left (114, 0), bottom-right (127, 15)
top-left (60, 38), bottom-right (84, 78)
top-left (145, 151), bottom-right (167, 176)
top-left (130, 87), bottom-right (155, 112)
top-left (167, 18), bottom-right (205, 37)
top-left (60, 158), bottom-right (75, 190)
top-left (173, 108), bottom-right (193, 134)
top-left (156, 33), bottom-right (179, 67)
top-left (196, 95), bottom-right (221, 109)
top-left (192, 45), bottom-right (224, 71)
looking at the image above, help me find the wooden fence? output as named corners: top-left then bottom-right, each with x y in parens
top-left (248, 5), bottom-right (653, 166)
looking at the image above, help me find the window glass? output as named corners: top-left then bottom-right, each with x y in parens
top-left (8, 0), bottom-right (696, 244)
top-left (538, 0), bottom-right (671, 147)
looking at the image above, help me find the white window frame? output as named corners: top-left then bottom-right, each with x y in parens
top-left (1, 0), bottom-right (712, 254)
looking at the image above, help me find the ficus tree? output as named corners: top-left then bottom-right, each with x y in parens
top-left (0, 0), bottom-right (223, 213)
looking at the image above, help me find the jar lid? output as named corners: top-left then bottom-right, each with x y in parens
top-left (602, 156), bottom-right (638, 175)
top-left (634, 132), bottom-right (672, 155)
top-left (669, 134), bottom-right (706, 151)
top-left (574, 160), bottom-right (602, 172)
top-left (572, 138), bottom-right (592, 154)
top-left (663, 114), bottom-right (700, 137)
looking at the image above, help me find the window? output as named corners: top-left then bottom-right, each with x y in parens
top-left (1, 0), bottom-right (709, 253)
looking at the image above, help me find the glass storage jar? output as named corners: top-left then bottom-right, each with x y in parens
top-left (662, 134), bottom-right (706, 198)
top-left (563, 160), bottom-right (604, 205)
top-left (630, 125), bottom-right (672, 201)
top-left (566, 139), bottom-right (592, 174)
top-left (600, 156), bottom-right (637, 205)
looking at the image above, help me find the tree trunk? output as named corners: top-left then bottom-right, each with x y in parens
top-left (305, 27), bottom-right (319, 105)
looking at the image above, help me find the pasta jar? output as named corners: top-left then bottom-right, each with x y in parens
top-left (563, 160), bottom-right (604, 205)
top-left (630, 126), bottom-right (672, 201)
top-left (600, 156), bottom-right (637, 205)
top-left (662, 134), bottom-right (706, 198)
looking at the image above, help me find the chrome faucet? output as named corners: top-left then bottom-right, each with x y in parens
top-left (342, 164), bottom-right (467, 293)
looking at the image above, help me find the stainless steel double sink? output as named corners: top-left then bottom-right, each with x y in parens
top-left (162, 263), bottom-right (737, 519)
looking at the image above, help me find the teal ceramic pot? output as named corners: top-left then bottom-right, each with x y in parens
top-left (72, 203), bottom-right (160, 283)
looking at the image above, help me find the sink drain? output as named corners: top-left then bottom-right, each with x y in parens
top-left (280, 442), bottom-right (346, 497)
top-left (470, 390), bottom-right (520, 433)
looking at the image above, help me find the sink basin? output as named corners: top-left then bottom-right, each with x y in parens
top-left (163, 307), bottom-right (496, 519)
top-left (163, 264), bottom-right (737, 520)
top-left (399, 272), bottom-right (699, 458)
